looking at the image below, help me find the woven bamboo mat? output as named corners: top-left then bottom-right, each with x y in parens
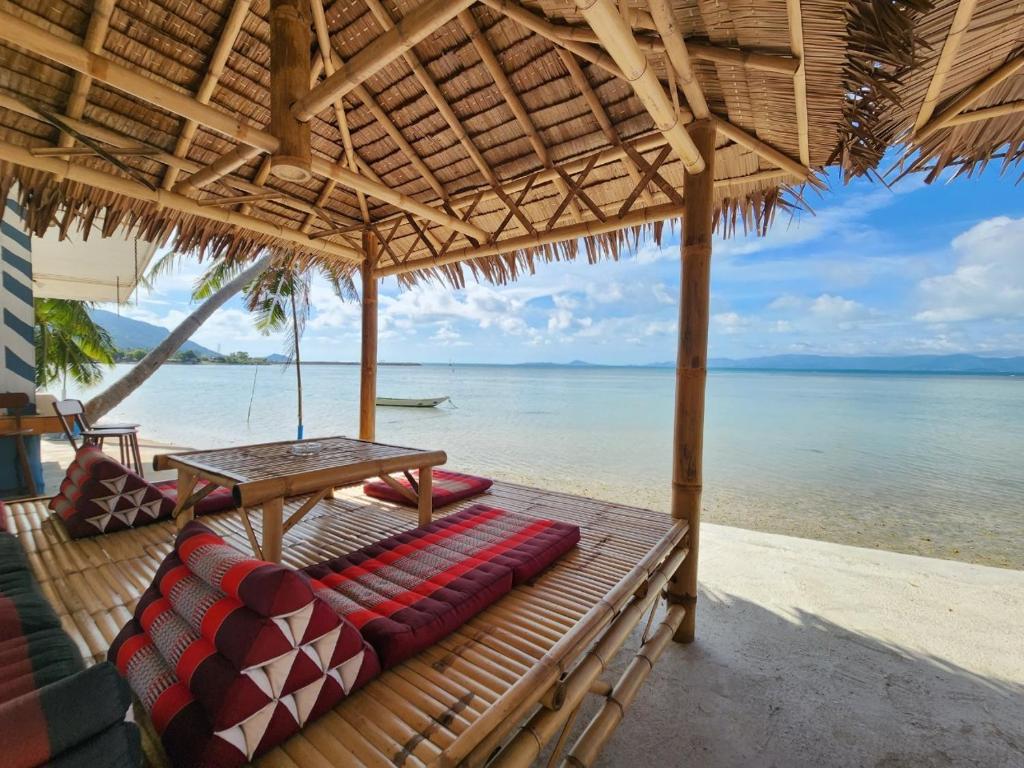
top-left (5, 481), bottom-right (676, 767)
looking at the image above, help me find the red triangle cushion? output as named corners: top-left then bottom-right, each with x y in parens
top-left (109, 523), bottom-right (380, 768)
top-left (363, 468), bottom-right (493, 508)
top-left (302, 504), bottom-right (580, 669)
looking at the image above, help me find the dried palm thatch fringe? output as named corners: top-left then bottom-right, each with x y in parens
top-left (830, 0), bottom-right (935, 181)
top-left (0, 163), bottom-right (354, 269)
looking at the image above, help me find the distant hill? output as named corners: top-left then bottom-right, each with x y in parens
top-left (89, 308), bottom-right (220, 358)
top-left (705, 354), bottom-right (1024, 374)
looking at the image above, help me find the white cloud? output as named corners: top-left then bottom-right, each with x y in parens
top-left (915, 216), bottom-right (1024, 323)
top-left (810, 294), bottom-right (865, 319)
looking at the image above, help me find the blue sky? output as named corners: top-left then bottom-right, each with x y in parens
top-left (112, 160), bottom-right (1024, 364)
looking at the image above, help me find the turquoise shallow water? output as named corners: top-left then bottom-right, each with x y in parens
top-left (69, 364), bottom-right (1024, 568)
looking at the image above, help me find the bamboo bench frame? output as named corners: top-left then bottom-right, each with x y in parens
top-left (3, 480), bottom-right (688, 767)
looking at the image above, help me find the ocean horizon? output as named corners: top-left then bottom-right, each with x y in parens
top-left (64, 363), bottom-right (1024, 570)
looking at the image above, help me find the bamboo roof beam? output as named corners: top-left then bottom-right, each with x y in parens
top-left (376, 201), bottom-right (688, 277)
top-left (648, 0), bottom-right (709, 119)
top-left (786, 0), bottom-right (810, 166)
top-left (0, 92), bottom-right (360, 232)
top-left (57, 0), bottom-right (115, 149)
top-left (912, 54), bottom-right (1024, 146)
top-left (913, 0), bottom-right (978, 133)
top-left (0, 140), bottom-right (361, 261)
top-left (711, 115), bottom-right (817, 184)
top-left (173, 145), bottom-right (263, 195)
top-left (292, 0), bottom-right (475, 121)
top-left (943, 100), bottom-right (1024, 127)
top-left (556, 49), bottom-right (655, 206)
top-left (162, 0), bottom-right (253, 190)
top-left (29, 146), bottom-right (159, 158)
top-left (0, 8), bottom-right (484, 240)
top-left (310, 0), bottom-right (368, 224)
top-left (458, 9), bottom-right (583, 224)
top-left (197, 192), bottom-right (284, 207)
top-left (573, 0), bottom-right (705, 173)
top-left (479, 0), bottom-right (625, 80)
top-left (363, 0), bottom-right (533, 238)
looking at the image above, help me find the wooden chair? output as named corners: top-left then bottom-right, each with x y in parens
top-left (53, 399), bottom-right (144, 475)
top-left (0, 392), bottom-right (38, 497)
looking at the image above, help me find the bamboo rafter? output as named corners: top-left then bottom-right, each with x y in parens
top-left (913, 0), bottom-right (979, 133)
top-left (648, 0), bottom-right (709, 119)
top-left (162, 0), bottom-right (254, 190)
top-left (786, 0), bottom-right (811, 166)
top-left (943, 100), bottom-right (1024, 127)
top-left (0, 8), bottom-right (486, 240)
top-left (912, 54), bottom-right (1024, 146)
top-left (56, 0), bottom-right (114, 149)
top-left (28, 146), bottom-right (159, 158)
top-left (292, 0), bottom-right (475, 121)
top-left (197, 192), bottom-right (285, 207)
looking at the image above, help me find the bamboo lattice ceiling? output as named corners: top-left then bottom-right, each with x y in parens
top-left (0, 0), bottom-right (1020, 286)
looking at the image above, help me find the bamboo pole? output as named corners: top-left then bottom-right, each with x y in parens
top-left (648, 0), bottom-right (709, 119)
top-left (58, 0), bottom-right (115, 149)
top-left (0, 94), bottom-right (360, 231)
top-left (669, 120), bottom-right (715, 643)
top-left (173, 145), bottom-right (263, 194)
top-left (912, 54), bottom-right (1024, 145)
top-left (29, 147), bottom-right (159, 158)
top-left (270, 0), bottom-right (313, 182)
top-left (573, 0), bottom-right (705, 173)
top-left (685, 42), bottom-right (800, 75)
top-left (292, 0), bottom-right (475, 121)
top-left (375, 201), bottom-right (685, 277)
top-left (162, 0), bottom-right (253, 189)
top-left (458, 9), bottom-right (583, 224)
top-left (943, 100), bottom-right (1024, 127)
top-left (785, 0), bottom-right (810, 166)
top-left (197, 192), bottom-right (284, 207)
top-left (262, 497), bottom-right (285, 563)
top-left (912, 0), bottom-right (978, 133)
top-left (710, 115), bottom-right (816, 183)
top-left (359, 231), bottom-right (379, 442)
top-left (0, 140), bottom-right (361, 262)
top-left (0, 9), bottom-right (482, 239)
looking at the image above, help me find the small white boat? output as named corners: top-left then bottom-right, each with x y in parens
top-left (375, 396), bottom-right (449, 408)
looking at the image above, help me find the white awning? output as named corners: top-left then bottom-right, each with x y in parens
top-left (31, 225), bottom-right (159, 304)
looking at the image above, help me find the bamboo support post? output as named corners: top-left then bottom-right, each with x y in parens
top-left (912, 54), bottom-right (1024, 145)
top-left (0, 141), bottom-right (361, 262)
top-left (270, 0), bottom-right (313, 182)
top-left (564, 604), bottom-right (687, 766)
top-left (261, 497), bottom-right (285, 563)
top-left (292, 0), bottom-right (475, 121)
top-left (417, 467), bottom-right (433, 527)
top-left (359, 231), bottom-right (379, 442)
top-left (573, 0), bottom-right (705, 173)
top-left (668, 119), bottom-right (715, 643)
top-left (172, 470), bottom-right (199, 530)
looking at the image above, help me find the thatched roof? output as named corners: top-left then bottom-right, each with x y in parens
top-left (0, 0), bottom-right (1018, 286)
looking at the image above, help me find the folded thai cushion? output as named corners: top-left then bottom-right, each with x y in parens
top-left (110, 522), bottom-right (380, 768)
top-left (363, 468), bottom-right (493, 509)
top-left (49, 446), bottom-right (174, 537)
top-left (303, 504), bottom-right (581, 669)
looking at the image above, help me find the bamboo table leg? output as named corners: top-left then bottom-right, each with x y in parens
top-left (417, 466), bottom-right (433, 526)
top-left (262, 496), bottom-right (285, 563)
top-left (173, 470), bottom-right (199, 531)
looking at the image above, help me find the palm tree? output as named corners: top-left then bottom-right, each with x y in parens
top-left (244, 257), bottom-right (356, 439)
top-left (35, 298), bottom-right (117, 398)
top-left (85, 253), bottom-right (273, 420)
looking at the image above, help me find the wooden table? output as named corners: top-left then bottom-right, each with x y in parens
top-left (154, 436), bottom-right (447, 562)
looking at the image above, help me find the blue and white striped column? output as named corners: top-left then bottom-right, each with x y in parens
top-left (1, 187), bottom-right (42, 494)
top-left (2, 191), bottom-right (35, 395)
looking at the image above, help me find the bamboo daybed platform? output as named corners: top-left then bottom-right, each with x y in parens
top-left (3, 480), bottom-right (687, 767)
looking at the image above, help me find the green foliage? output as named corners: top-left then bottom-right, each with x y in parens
top-left (35, 298), bottom-right (117, 389)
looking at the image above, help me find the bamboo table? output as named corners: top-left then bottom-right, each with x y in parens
top-left (154, 436), bottom-right (447, 562)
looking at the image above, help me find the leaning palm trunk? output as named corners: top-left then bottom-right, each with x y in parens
top-left (85, 254), bottom-right (272, 421)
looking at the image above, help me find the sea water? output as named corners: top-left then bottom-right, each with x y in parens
top-left (66, 364), bottom-right (1024, 568)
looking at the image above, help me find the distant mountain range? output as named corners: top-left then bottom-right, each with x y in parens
top-left (89, 309), bottom-right (220, 358)
top-left (690, 354), bottom-right (1024, 374)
